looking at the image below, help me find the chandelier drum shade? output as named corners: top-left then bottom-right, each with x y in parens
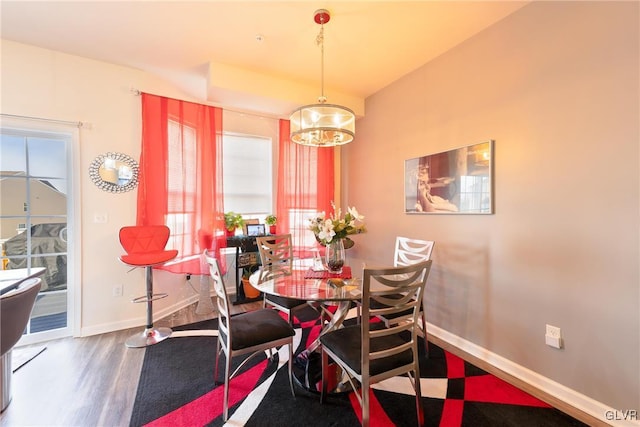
top-left (289, 9), bottom-right (356, 147)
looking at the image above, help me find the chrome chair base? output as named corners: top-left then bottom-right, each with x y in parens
top-left (125, 326), bottom-right (172, 348)
top-left (1, 350), bottom-right (13, 412)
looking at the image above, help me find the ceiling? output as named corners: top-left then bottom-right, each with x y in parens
top-left (1, 1), bottom-right (528, 117)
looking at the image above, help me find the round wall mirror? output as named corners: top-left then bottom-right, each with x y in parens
top-left (89, 152), bottom-right (139, 193)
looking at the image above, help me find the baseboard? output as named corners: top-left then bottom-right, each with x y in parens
top-left (81, 252), bottom-right (233, 338)
top-left (427, 322), bottom-right (639, 427)
top-left (80, 294), bottom-right (201, 337)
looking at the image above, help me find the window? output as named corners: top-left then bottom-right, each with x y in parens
top-left (166, 119), bottom-right (197, 250)
top-left (288, 208), bottom-right (318, 248)
top-left (458, 175), bottom-right (491, 213)
top-left (222, 133), bottom-right (273, 219)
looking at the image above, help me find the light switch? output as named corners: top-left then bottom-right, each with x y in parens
top-left (94, 213), bottom-right (108, 223)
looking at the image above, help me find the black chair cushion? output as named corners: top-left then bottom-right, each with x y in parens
top-left (266, 294), bottom-right (306, 309)
top-left (319, 325), bottom-right (413, 377)
top-left (230, 308), bottom-right (294, 351)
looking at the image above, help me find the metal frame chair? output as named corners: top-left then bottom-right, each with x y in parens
top-left (375, 237), bottom-right (434, 355)
top-left (394, 236), bottom-right (435, 268)
top-left (204, 252), bottom-right (295, 421)
top-left (118, 225), bottom-right (178, 348)
top-left (255, 234), bottom-right (308, 326)
top-left (320, 261), bottom-right (432, 427)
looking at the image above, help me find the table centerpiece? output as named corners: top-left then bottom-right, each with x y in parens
top-left (308, 202), bottom-right (366, 274)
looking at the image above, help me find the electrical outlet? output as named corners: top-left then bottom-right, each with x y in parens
top-left (112, 284), bottom-right (123, 297)
top-left (545, 324), bottom-right (562, 348)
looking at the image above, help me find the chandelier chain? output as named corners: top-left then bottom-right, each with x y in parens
top-left (317, 23), bottom-right (326, 103)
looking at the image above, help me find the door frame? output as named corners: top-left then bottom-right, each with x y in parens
top-left (1, 117), bottom-right (81, 344)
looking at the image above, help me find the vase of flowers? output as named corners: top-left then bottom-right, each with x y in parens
top-left (308, 202), bottom-right (366, 273)
top-left (325, 238), bottom-right (346, 274)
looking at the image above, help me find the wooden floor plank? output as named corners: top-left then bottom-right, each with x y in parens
top-left (0, 299), bottom-right (260, 426)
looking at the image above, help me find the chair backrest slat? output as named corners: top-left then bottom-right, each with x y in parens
top-left (394, 236), bottom-right (434, 267)
top-left (361, 261), bottom-right (432, 370)
top-left (256, 234), bottom-right (293, 270)
top-left (369, 340), bottom-right (413, 361)
top-left (203, 251), bottom-right (230, 337)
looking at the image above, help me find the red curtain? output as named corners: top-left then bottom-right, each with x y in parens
top-left (137, 93), bottom-right (225, 274)
top-left (276, 119), bottom-right (334, 258)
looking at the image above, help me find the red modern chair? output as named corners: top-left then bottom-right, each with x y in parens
top-left (119, 225), bottom-right (178, 348)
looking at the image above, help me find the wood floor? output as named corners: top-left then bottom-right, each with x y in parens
top-left (1, 299), bottom-right (605, 427)
top-left (0, 299), bottom-right (261, 427)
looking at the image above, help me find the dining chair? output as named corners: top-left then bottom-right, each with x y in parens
top-left (204, 251), bottom-right (296, 421)
top-left (394, 236), bottom-right (435, 268)
top-left (0, 277), bottom-right (42, 412)
top-left (118, 225), bottom-right (178, 348)
top-left (255, 234), bottom-right (308, 326)
top-left (319, 261), bottom-right (432, 427)
top-left (370, 237), bottom-right (434, 355)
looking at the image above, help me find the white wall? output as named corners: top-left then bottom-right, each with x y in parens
top-left (0, 40), bottom-right (214, 335)
top-left (0, 40), bottom-right (284, 336)
top-left (2, 0), bottom-right (638, 420)
top-left (343, 1), bottom-right (638, 416)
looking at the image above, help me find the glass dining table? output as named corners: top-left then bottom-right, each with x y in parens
top-left (249, 265), bottom-right (361, 393)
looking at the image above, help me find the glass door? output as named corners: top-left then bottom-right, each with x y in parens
top-left (1, 127), bottom-right (73, 342)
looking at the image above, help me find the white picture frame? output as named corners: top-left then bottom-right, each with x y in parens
top-left (404, 140), bottom-right (494, 214)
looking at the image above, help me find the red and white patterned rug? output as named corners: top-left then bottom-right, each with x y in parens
top-left (130, 307), bottom-right (585, 427)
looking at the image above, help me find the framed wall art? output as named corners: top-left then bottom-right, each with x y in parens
top-left (404, 140), bottom-right (494, 214)
top-left (246, 224), bottom-right (266, 236)
top-left (242, 219), bottom-right (259, 235)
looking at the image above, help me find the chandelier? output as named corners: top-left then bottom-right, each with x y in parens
top-left (289, 9), bottom-right (355, 147)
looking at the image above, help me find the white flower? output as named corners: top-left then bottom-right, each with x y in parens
top-left (308, 202), bottom-right (366, 245)
top-left (348, 206), bottom-right (364, 221)
top-left (316, 219), bottom-right (335, 242)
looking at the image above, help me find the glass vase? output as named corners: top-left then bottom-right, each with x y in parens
top-left (325, 238), bottom-right (345, 275)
